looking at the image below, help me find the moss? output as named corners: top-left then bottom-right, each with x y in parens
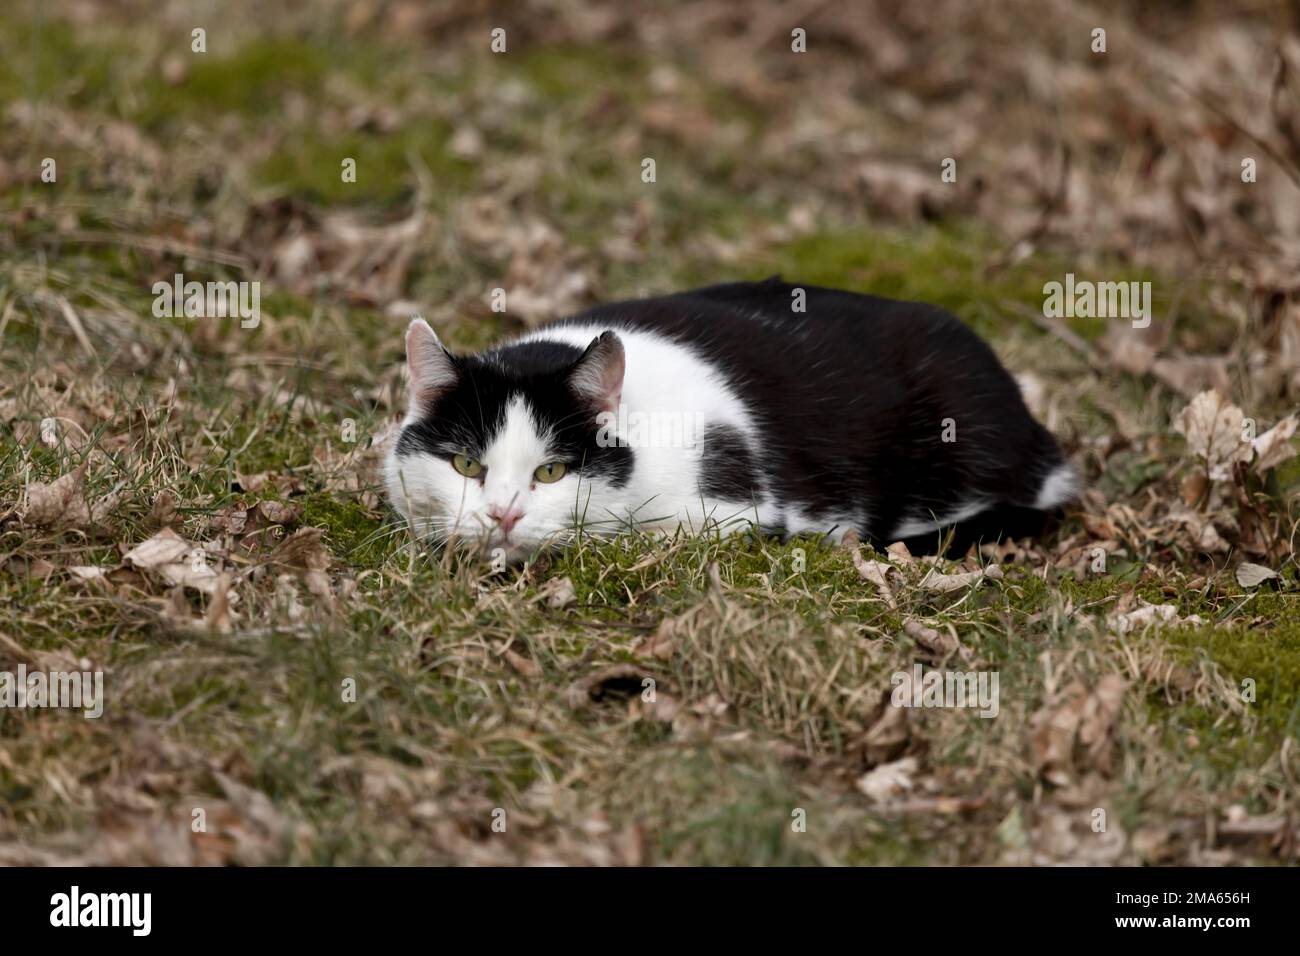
top-left (298, 495), bottom-right (389, 567)
top-left (134, 38), bottom-right (337, 127)
top-left (256, 123), bottom-right (469, 205)
top-left (750, 226), bottom-right (1047, 340)
top-left (1272, 455), bottom-right (1300, 494)
top-left (1163, 617), bottom-right (1300, 738)
top-left (0, 17), bottom-right (117, 106)
top-left (514, 46), bottom-right (648, 101)
top-left (754, 227), bottom-right (1216, 348)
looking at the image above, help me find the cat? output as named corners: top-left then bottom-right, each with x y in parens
top-left (384, 277), bottom-right (1079, 563)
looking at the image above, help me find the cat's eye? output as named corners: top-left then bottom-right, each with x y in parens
top-left (452, 453), bottom-right (483, 478)
top-left (534, 462), bottom-right (566, 483)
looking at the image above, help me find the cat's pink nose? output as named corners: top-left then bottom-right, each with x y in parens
top-left (487, 505), bottom-right (524, 535)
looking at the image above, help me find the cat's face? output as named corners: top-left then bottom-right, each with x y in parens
top-left (384, 319), bottom-right (633, 562)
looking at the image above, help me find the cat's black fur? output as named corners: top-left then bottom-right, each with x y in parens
top-left (570, 277), bottom-right (1069, 548)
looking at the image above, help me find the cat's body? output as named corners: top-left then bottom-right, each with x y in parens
top-left (385, 278), bottom-right (1078, 562)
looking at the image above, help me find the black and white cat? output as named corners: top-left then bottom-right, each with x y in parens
top-left (384, 278), bottom-right (1079, 562)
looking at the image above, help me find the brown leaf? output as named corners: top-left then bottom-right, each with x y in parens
top-left (903, 619), bottom-right (959, 660)
top-left (632, 690), bottom-right (681, 724)
top-left (861, 690), bottom-right (911, 766)
top-left (918, 563), bottom-right (1004, 592)
top-left (1030, 674), bottom-right (1128, 784)
top-left (212, 499), bottom-right (301, 536)
top-left (537, 576), bottom-right (577, 609)
top-left (124, 528), bottom-right (222, 595)
top-left (1168, 507), bottom-right (1230, 553)
top-left (124, 527), bottom-right (192, 570)
top-left (1235, 562), bottom-right (1278, 588)
top-left (1110, 601), bottom-right (1204, 634)
top-left (1077, 673), bottom-right (1127, 773)
top-left (565, 664), bottom-right (653, 710)
top-left (634, 613), bottom-right (682, 660)
top-left (856, 756), bottom-right (919, 803)
top-left (1251, 415), bottom-right (1297, 473)
top-left (23, 464), bottom-right (89, 528)
top-left (1180, 470), bottom-right (1208, 506)
top-left (148, 489), bottom-right (179, 528)
top-left (1172, 389), bottom-right (1251, 481)
top-left (885, 541), bottom-right (916, 564)
top-left (202, 771), bottom-right (313, 865)
top-left (271, 527), bottom-right (331, 572)
top-left (850, 549), bottom-right (896, 607)
top-left (1151, 354), bottom-right (1232, 398)
top-left (204, 573), bottom-right (234, 632)
top-left (501, 645), bottom-right (541, 678)
top-left (1030, 681), bottom-right (1088, 786)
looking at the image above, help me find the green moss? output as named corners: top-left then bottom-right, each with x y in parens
top-left (1163, 615), bottom-right (1300, 739)
top-left (134, 38), bottom-right (336, 127)
top-left (514, 46), bottom-right (647, 101)
top-left (299, 495), bottom-right (389, 567)
top-left (256, 123), bottom-right (469, 205)
top-left (752, 227), bottom-right (1048, 340)
top-left (754, 228), bottom-right (1219, 347)
top-left (0, 17), bottom-right (117, 106)
top-left (1273, 455), bottom-right (1300, 494)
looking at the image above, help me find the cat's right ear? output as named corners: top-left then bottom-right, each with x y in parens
top-left (405, 318), bottom-right (457, 414)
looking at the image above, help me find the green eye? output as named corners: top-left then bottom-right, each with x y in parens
top-left (534, 462), bottom-right (566, 483)
top-left (452, 453), bottom-right (483, 478)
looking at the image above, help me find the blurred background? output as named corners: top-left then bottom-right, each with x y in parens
top-left (4, 1), bottom-right (1298, 368)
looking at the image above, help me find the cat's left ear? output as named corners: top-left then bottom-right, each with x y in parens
top-left (567, 330), bottom-right (624, 416)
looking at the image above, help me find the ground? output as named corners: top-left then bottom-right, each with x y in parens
top-left (0, 0), bottom-right (1298, 865)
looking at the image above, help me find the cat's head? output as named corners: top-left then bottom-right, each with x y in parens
top-left (384, 318), bottom-right (633, 562)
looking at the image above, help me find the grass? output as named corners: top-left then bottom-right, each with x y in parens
top-left (0, 0), bottom-right (1297, 866)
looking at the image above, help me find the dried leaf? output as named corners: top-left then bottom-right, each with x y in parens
top-left (123, 527), bottom-right (192, 570)
top-left (537, 576), bottom-right (577, 609)
top-left (148, 489), bottom-right (179, 528)
top-left (1110, 601), bottom-right (1204, 634)
top-left (1030, 674), bottom-right (1126, 784)
top-left (885, 541), bottom-right (916, 564)
top-left (1172, 389), bottom-right (1251, 481)
top-left (1169, 507), bottom-right (1230, 553)
top-left (204, 573), bottom-right (234, 632)
top-left (501, 646), bottom-right (541, 678)
top-left (565, 664), bottom-right (652, 710)
top-left (23, 464), bottom-right (89, 528)
top-left (1235, 562), bottom-right (1278, 588)
top-left (1078, 673), bottom-right (1127, 772)
top-left (850, 550), bottom-right (896, 607)
top-left (271, 527), bottom-right (331, 572)
top-left (903, 619), bottom-right (959, 660)
top-left (856, 756), bottom-right (919, 803)
top-left (918, 564), bottom-right (1004, 592)
top-left (1251, 415), bottom-right (1297, 473)
top-left (861, 691), bottom-right (910, 766)
top-left (123, 528), bottom-right (221, 595)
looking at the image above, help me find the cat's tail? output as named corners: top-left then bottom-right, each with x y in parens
top-left (1023, 420), bottom-right (1082, 510)
top-left (1032, 460), bottom-right (1082, 510)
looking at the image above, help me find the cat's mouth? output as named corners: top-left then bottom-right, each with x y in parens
top-left (437, 526), bottom-right (544, 565)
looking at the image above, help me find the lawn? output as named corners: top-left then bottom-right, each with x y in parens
top-left (0, 0), bottom-right (1297, 865)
